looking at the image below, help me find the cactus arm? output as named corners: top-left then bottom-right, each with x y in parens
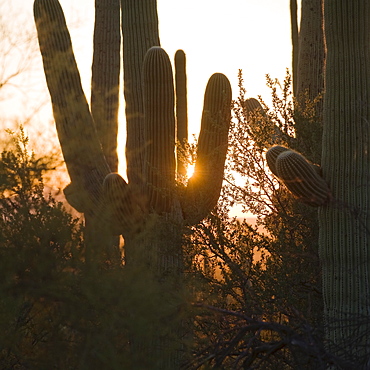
top-left (274, 149), bottom-right (330, 206)
top-left (319, 0), bottom-right (370, 358)
top-left (91, 0), bottom-right (121, 172)
top-left (33, 0), bottom-right (110, 214)
top-left (266, 146), bottom-right (329, 206)
top-left (266, 145), bottom-right (290, 177)
top-left (142, 47), bottom-right (176, 214)
top-left (244, 98), bottom-right (289, 147)
top-left (290, 0), bottom-right (299, 95)
top-left (174, 49), bottom-right (188, 177)
top-left (243, 97), bottom-right (262, 115)
top-left (121, 0), bottom-right (160, 186)
top-left (183, 73), bottom-right (232, 223)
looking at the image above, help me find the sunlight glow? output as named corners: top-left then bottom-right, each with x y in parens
top-left (186, 163), bottom-right (195, 179)
top-left (0, 0), bottom-right (297, 221)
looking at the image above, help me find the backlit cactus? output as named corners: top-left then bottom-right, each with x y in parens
top-left (266, 145), bottom-right (290, 176)
top-left (268, 2), bottom-right (370, 360)
top-left (184, 73), bottom-right (232, 222)
top-left (103, 173), bottom-right (145, 236)
top-left (34, 0), bottom-right (231, 230)
top-left (33, 0), bottom-right (111, 217)
top-left (266, 146), bottom-right (330, 206)
top-left (90, 0), bottom-right (120, 173)
top-left (175, 49), bottom-right (188, 177)
top-left (243, 97), bottom-right (288, 148)
top-left (142, 46), bottom-right (176, 214)
top-left (318, 0), bottom-right (370, 361)
top-left (34, 1), bottom-right (231, 365)
top-left (276, 150), bottom-right (329, 206)
top-left (243, 97), bottom-right (263, 117)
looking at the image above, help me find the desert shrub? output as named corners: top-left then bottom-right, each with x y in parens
top-left (185, 72), bottom-right (327, 369)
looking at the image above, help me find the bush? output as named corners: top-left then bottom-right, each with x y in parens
top-left (0, 128), bottom-right (188, 369)
top-left (185, 71), bottom-right (327, 369)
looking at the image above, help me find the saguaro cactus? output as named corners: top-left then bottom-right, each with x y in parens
top-left (291, 0), bottom-right (325, 103)
top-left (319, 0), bottom-right (370, 363)
top-left (273, 0), bottom-right (370, 364)
top-left (34, 0), bottom-right (231, 366)
top-left (290, 0), bottom-right (325, 163)
top-left (91, 0), bottom-right (120, 172)
top-left (33, 0), bottom-right (111, 217)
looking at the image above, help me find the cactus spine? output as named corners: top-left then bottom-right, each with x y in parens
top-left (319, 0), bottom-right (370, 361)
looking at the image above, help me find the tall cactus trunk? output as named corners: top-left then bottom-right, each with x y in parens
top-left (290, 0), bottom-right (325, 165)
top-left (124, 214), bottom-right (186, 368)
top-left (89, 0), bottom-right (122, 265)
top-left (121, 0), bottom-right (160, 186)
top-left (175, 49), bottom-right (188, 178)
top-left (91, 0), bottom-right (120, 173)
top-left (295, 0), bottom-right (325, 104)
top-left (319, 0), bottom-right (370, 364)
top-left (290, 0), bottom-right (299, 95)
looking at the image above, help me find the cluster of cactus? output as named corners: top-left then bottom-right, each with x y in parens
top-left (33, 0), bottom-right (231, 239)
top-left (34, 0), bottom-right (231, 366)
top-left (266, 145), bottom-right (330, 207)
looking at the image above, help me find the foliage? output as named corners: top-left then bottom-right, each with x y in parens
top-left (185, 72), bottom-right (329, 369)
top-left (0, 129), bottom-right (81, 367)
top-left (185, 69), bottom-right (370, 368)
top-left (0, 130), bottom-right (188, 369)
top-left (0, 71), bottom-right (361, 368)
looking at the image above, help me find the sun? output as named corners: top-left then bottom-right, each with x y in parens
top-left (186, 163), bottom-right (195, 179)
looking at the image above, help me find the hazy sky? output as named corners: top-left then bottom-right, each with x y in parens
top-left (64, 0), bottom-right (296, 128)
top-left (1, 0), bottom-right (298, 177)
top-left (63, 0), bottom-right (296, 171)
